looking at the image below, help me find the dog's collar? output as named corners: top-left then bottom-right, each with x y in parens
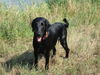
top-left (43, 32), bottom-right (48, 40)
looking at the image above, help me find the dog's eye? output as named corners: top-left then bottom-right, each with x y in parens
top-left (41, 23), bottom-right (44, 26)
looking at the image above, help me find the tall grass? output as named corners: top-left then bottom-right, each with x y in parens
top-left (0, 0), bottom-right (99, 40)
top-left (0, 0), bottom-right (100, 75)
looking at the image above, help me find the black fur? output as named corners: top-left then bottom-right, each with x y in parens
top-left (31, 17), bottom-right (70, 70)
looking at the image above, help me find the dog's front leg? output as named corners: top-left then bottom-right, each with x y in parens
top-left (34, 51), bottom-right (38, 70)
top-left (45, 53), bottom-right (50, 70)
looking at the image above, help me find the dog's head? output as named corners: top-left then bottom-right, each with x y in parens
top-left (31, 17), bottom-right (50, 42)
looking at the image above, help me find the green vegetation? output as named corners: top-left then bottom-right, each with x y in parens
top-left (0, 0), bottom-right (100, 75)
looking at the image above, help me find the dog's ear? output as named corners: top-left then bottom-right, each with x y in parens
top-left (45, 20), bottom-right (50, 31)
top-left (31, 20), bottom-right (35, 32)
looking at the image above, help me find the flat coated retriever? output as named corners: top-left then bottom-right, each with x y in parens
top-left (31, 17), bottom-right (70, 70)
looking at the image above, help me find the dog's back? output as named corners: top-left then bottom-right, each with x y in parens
top-left (48, 18), bottom-right (69, 35)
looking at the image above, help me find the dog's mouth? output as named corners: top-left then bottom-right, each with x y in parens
top-left (37, 37), bottom-right (42, 42)
top-left (36, 32), bottom-right (48, 42)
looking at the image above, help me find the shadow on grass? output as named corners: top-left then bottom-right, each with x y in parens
top-left (3, 50), bottom-right (36, 72)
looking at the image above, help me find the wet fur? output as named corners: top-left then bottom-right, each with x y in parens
top-left (31, 17), bottom-right (70, 70)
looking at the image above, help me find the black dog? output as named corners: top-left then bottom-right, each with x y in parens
top-left (31, 17), bottom-right (70, 70)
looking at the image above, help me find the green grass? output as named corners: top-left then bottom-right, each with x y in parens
top-left (0, 0), bottom-right (100, 75)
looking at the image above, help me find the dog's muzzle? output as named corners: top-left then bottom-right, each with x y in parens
top-left (36, 32), bottom-right (48, 42)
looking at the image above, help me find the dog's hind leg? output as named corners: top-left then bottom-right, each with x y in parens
top-left (60, 30), bottom-right (70, 58)
top-left (60, 38), bottom-right (70, 58)
top-left (51, 47), bottom-right (56, 58)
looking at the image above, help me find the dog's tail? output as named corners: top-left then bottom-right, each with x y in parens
top-left (63, 18), bottom-right (69, 28)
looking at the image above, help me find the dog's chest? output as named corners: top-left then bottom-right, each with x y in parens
top-left (37, 42), bottom-right (51, 53)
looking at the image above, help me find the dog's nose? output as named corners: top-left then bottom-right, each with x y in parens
top-left (37, 33), bottom-right (41, 37)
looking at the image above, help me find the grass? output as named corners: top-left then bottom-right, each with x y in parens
top-left (0, 0), bottom-right (100, 75)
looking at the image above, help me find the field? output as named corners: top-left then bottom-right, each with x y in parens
top-left (0, 0), bottom-right (100, 75)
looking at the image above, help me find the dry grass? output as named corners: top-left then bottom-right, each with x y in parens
top-left (0, 25), bottom-right (99, 75)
